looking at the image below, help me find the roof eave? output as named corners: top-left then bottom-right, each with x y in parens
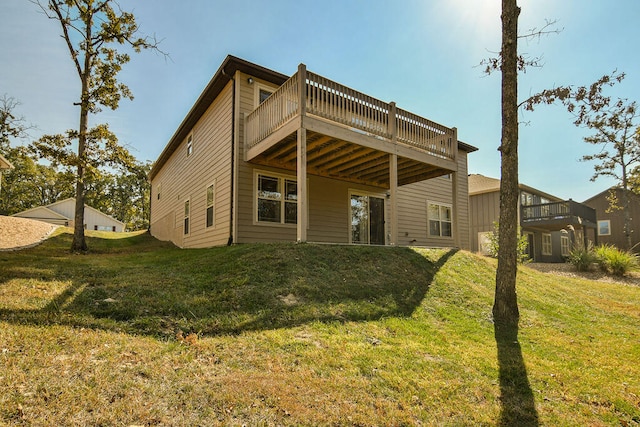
top-left (149, 55), bottom-right (288, 180)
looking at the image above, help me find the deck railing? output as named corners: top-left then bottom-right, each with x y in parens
top-left (521, 200), bottom-right (596, 225)
top-left (245, 67), bottom-right (456, 161)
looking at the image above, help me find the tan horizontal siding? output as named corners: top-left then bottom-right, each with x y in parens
top-left (150, 82), bottom-right (234, 248)
top-left (397, 152), bottom-right (470, 250)
top-left (469, 191), bottom-right (500, 252)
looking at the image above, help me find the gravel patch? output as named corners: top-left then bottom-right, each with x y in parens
top-left (526, 262), bottom-right (640, 287)
top-left (0, 215), bottom-right (58, 251)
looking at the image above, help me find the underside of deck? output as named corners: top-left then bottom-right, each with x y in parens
top-left (247, 128), bottom-right (454, 189)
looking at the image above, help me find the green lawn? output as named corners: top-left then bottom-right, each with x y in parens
top-left (0, 230), bottom-right (638, 425)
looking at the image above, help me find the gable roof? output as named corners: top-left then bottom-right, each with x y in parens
top-left (47, 198), bottom-right (125, 226)
top-left (13, 205), bottom-right (69, 220)
top-left (12, 198), bottom-right (125, 226)
top-left (468, 174), bottom-right (500, 195)
top-left (150, 55), bottom-right (479, 181)
top-left (468, 173), bottom-right (561, 201)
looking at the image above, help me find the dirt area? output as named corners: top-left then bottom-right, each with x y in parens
top-left (526, 261), bottom-right (640, 287)
top-left (0, 215), bottom-right (58, 251)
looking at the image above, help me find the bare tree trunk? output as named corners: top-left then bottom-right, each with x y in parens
top-left (494, 0), bottom-right (521, 325)
top-left (70, 8), bottom-right (93, 253)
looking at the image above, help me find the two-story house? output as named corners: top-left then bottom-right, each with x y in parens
top-left (149, 55), bottom-right (477, 248)
top-left (469, 174), bottom-right (597, 262)
top-left (583, 187), bottom-right (640, 252)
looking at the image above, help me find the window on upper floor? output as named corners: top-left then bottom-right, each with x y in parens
top-left (254, 82), bottom-right (275, 108)
top-left (186, 134), bottom-right (193, 157)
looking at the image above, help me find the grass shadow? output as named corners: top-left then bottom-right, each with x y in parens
top-left (494, 321), bottom-right (539, 426)
top-left (0, 231), bottom-right (457, 339)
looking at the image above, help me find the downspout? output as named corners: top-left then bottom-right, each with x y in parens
top-left (223, 68), bottom-right (235, 246)
top-left (148, 181), bottom-right (152, 233)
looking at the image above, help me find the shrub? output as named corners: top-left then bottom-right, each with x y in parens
top-left (594, 244), bottom-right (638, 276)
top-left (486, 222), bottom-right (530, 264)
top-left (567, 243), bottom-right (598, 272)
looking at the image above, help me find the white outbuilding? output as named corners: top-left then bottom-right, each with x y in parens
top-left (13, 198), bottom-right (125, 232)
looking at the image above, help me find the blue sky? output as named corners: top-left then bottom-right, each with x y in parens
top-left (1, 0), bottom-right (638, 201)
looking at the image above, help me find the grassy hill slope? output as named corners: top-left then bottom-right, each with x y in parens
top-left (0, 230), bottom-right (638, 425)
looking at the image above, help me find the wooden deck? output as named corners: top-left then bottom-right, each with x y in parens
top-left (245, 65), bottom-right (458, 188)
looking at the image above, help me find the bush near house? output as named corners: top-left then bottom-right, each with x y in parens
top-left (568, 243), bottom-right (638, 276)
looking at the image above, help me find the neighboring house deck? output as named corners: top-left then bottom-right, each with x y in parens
top-left (13, 198), bottom-right (125, 232)
top-left (149, 55), bottom-right (477, 249)
top-left (469, 174), bottom-right (597, 262)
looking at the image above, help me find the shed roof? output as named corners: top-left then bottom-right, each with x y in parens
top-left (0, 154), bottom-right (14, 170)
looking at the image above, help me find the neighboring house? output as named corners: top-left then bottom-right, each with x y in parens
top-left (13, 198), bottom-right (125, 232)
top-left (0, 154), bottom-right (14, 195)
top-left (149, 55), bottom-right (478, 249)
top-left (468, 174), bottom-right (597, 262)
top-left (583, 187), bottom-right (640, 252)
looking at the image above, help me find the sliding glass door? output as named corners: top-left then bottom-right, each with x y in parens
top-left (350, 194), bottom-right (385, 245)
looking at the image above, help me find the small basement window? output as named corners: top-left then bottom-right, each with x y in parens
top-left (184, 200), bottom-right (190, 235)
top-left (206, 183), bottom-right (215, 228)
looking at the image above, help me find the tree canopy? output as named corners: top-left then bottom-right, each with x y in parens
top-left (33, 0), bottom-right (160, 251)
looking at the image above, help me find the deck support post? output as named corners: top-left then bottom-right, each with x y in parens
top-left (451, 128), bottom-right (460, 248)
top-left (388, 102), bottom-right (398, 246)
top-left (297, 64), bottom-right (308, 243)
top-left (389, 153), bottom-right (398, 246)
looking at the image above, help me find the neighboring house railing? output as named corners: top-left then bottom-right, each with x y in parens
top-left (521, 200), bottom-right (597, 226)
top-left (245, 67), bottom-right (456, 161)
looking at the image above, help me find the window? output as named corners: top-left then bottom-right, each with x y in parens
top-left (427, 202), bottom-right (452, 237)
top-left (206, 184), bottom-right (215, 228)
top-left (186, 135), bottom-right (193, 157)
top-left (542, 233), bottom-right (552, 255)
top-left (256, 173), bottom-right (297, 224)
top-left (561, 235), bottom-right (570, 256)
top-left (157, 183), bottom-right (161, 200)
top-left (184, 200), bottom-right (190, 235)
top-left (598, 220), bottom-right (611, 236)
top-left (254, 82), bottom-right (274, 108)
top-left (259, 89), bottom-right (272, 104)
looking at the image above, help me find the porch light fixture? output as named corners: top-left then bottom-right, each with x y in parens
top-left (248, 77), bottom-right (254, 84)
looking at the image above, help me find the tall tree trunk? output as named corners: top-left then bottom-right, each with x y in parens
top-left (494, 0), bottom-right (521, 325)
top-left (70, 8), bottom-right (93, 253)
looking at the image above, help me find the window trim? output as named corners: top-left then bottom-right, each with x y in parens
top-left (183, 199), bottom-right (190, 236)
top-left (206, 182), bottom-right (215, 229)
top-left (427, 201), bottom-right (453, 238)
top-left (254, 170), bottom-right (298, 227)
top-left (254, 82), bottom-right (275, 108)
top-left (542, 233), bottom-right (552, 256)
top-left (597, 219), bottom-right (611, 236)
